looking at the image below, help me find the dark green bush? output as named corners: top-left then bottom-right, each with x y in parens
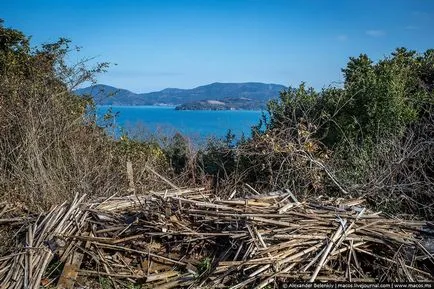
top-left (207, 48), bottom-right (433, 218)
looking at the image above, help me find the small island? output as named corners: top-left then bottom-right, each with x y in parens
top-left (175, 97), bottom-right (266, 111)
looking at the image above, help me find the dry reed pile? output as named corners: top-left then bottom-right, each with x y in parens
top-left (0, 187), bottom-right (433, 288)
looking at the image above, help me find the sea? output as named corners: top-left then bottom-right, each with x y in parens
top-left (96, 105), bottom-right (265, 144)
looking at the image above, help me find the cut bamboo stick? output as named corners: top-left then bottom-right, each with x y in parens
top-left (0, 187), bottom-right (432, 288)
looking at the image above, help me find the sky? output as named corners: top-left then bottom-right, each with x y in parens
top-left (2, 0), bottom-right (434, 93)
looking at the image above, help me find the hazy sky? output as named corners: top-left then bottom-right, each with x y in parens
top-left (2, 0), bottom-right (434, 92)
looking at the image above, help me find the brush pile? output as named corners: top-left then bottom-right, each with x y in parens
top-left (0, 187), bottom-right (433, 288)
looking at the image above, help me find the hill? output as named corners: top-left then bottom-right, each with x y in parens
top-left (75, 82), bottom-right (285, 109)
top-left (74, 85), bottom-right (144, 106)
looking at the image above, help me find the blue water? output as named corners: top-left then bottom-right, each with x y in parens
top-left (96, 105), bottom-right (264, 142)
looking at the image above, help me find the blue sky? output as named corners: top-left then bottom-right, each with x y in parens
top-left (2, 0), bottom-right (434, 92)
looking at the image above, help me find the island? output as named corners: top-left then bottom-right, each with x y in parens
top-left (175, 97), bottom-right (267, 111)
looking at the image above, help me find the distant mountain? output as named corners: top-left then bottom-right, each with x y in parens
top-left (74, 85), bottom-right (144, 106)
top-left (74, 82), bottom-right (286, 110)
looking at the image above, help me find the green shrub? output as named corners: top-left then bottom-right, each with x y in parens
top-left (212, 48), bottom-right (433, 218)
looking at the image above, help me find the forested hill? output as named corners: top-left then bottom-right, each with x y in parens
top-left (75, 82), bottom-right (285, 109)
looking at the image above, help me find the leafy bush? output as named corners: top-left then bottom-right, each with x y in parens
top-left (205, 48), bottom-right (433, 218)
top-left (0, 21), bottom-right (171, 210)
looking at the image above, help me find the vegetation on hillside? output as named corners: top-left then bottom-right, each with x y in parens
top-left (0, 20), bottom-right (173, 214)
top-left (1, 20), bottom-right (433, 288)
top-left (1, 20), bottom-right (433, 224)
top-left (196, 48), bottom-right (434, 218)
